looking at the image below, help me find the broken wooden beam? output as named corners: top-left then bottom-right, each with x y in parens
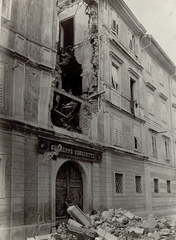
top-left (87, 90), bottom-right (105, 99)
top-left (54, 109), bottom-right (67, 118)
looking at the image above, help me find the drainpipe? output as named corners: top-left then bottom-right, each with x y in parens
top-left (97, 0), bottom-right (101, 112)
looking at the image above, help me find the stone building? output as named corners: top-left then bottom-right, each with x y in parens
top-left (0, 0), bottom-right (176, 239)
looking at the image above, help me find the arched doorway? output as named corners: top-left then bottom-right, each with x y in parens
top-left (55, 161), bottom-right (83, 222)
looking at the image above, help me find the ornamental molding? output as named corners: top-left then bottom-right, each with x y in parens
top-left (145, 82), bottom-right (156, 91)
top-left (159, 93), bottom-right (168, 101)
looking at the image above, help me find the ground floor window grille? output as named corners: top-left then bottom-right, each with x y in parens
top-left (115, 173), bottom-right (124, 194)
top-left (135, 175), bottom-right (142, 194)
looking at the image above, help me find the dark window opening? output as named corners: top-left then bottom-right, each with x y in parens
top-left (51, 92), bottom-right (82, 133)
top-left (154, 178), bottom-right (159, 193)
top-left (60, 18), bottom-right (74, 48)
top-left (134, 137), bottom-right (138, 149)
top-left (130, 78), bottom-right (135, 114)
top-left (59, 48), bottom-right (83, 96)
top-left (167, 180), bottom-right (171, 193)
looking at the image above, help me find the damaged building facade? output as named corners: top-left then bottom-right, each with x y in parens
top-left (0, 0), bottom-right (176, 239)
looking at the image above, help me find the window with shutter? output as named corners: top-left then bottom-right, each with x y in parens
top-left (111, 9), bottom-right (119, 36)
top-left (113, 116), bottom-right (123, 146)
top-left (172, 80), bottom-right (176, 96)
top-left (151, 134), bottom-right (157, 157)
top-left (146, 55), bottom-right (152, 74)
top-left (148, 92), bottom-right (154, 115)
top-left (0, 65), bottom-right (4, 108)
top-left (133, 125), bottom-right (142, 151)
top-left (164, 139), bottom-right (170, 160)
top-left (111, 64), bottom-right (118, 90)
top-left (159, 68), bottom-right (164, 85)
top-left (0, 153), bottom-right (5, 198)
top-left (2, 0), bottom-right (12, 20)
top-left (161, 101), bottom-right (167, 122)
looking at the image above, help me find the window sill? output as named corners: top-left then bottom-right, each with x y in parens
top-left (149, 112), bottom-right (155, 116)
top-left (114, 193), bottom-right (126, 197)
top-left (135, 193), bottom-right (144, 197)
top-left (134, 149), bottom-right (141, 153)
top-left (146, 70), bottom-right (152, 76)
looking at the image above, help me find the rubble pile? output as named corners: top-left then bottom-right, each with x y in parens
top-left (28, 208), bottom-right (176, 240)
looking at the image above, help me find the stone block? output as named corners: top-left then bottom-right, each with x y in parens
top-left (102, 210), bottom-right (114, 221)
top-left (128, 227), bottom-right (144, 235)
top-left (67, 205), bottom-right (91, 227)
top-left (148, 231), bottom-right (160, 240)
top-left (142, 215), bottom-right (158, 229)
top-left (96, 228), bottom-right (119, 240)
top-left (124, 211), bottom-right (135, 220)
top-left (68, 219), bottom-right (83, 228)
top-left (160, 228), bottom-right (170, 236)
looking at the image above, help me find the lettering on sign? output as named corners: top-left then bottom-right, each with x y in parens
top-left (38, 139), bottom-right (102, 162)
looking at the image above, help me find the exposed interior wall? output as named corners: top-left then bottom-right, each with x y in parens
top-left (52, 0), bottom-right (100, 137)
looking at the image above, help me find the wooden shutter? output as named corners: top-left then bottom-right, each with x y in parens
top-left (113, 116), bottom-right (123, 146)
top-left (2, 0), bottom-right (10, 19)
top-left (133, 125), bottom-right (141, 151)
top-left (0, 65), bottom-right (4, 108)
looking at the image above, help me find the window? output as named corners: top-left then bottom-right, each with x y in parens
top-left (164, 138), bottom-right (170, 160)
top-left (172, 79), bottom-right (176, 96)
top-left (60, 18), bottom-right (74, 48)
top-left (151, 134), bottom-right (157, 157)
top-left (111, 9), bottom-right (119, 36)
top-left (128, 30), bottom-right (135, 51)
top-left (115, 172), bottom-right (124, 194)
top-left (174, 110), bottom-right (176, 132)
top-left (0, 64), bottom-right (4, 108)
top-left (135, 175), bottom-right (142, 194)
top-left (133, 125), bottom-right (142, 152)
top-left (130, 78), bottom-right (135, 114)
top-left (2, 0), bottom-right (12, 20)
top-left (0, 153), bottom-right (6, 198)
top-left (112, 115), bottom-right (123, 146)
top-left (148, 92), bottom-right (154, 115)
top-left (111, 63), bottom-right (118, 91)
top-left (167, 180), bottom-right (171, 193)
top-left (161, 101), bottom-right (167, 122)
top-left (159, 68), bottom-right (165, 86)
top-left (146, 55), bottom-right (152, 74)
top-left (154, 178), bottom-right (159, 193)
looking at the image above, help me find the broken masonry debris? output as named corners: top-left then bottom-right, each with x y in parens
top-left (28, 207), bottom-right (176, 239)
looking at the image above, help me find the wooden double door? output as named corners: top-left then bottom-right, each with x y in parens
top-left (56, 161), bottom-right (83, 220)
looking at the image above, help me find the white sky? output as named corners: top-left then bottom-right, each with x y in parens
top-left (124, 0), bottom-right (176, 64)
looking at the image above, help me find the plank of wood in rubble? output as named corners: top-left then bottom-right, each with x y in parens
top-left (54, 109), bottom-right (67, 118)
top-left (54, 89), bottom-right (92, 107)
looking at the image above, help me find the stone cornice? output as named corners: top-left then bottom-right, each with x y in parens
top-left (110, 38), bottom-right (143, 71)
top-left (109, 51), bottom-right (124, 65)
top-left (128, 67), bottom-right (140, 79)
